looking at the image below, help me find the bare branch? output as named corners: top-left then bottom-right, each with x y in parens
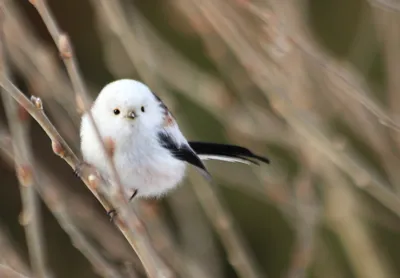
top-left (0, 68), bottom-right (172, 278)
top-left (0, 8), bottom-right (51, 278)
top-left (0, 223), bottom-right (31, 277)
top-left (324, 164), bottom-right (396, 278)
top-left (3, 0), bottom-right (174, 276)
top-left (0, 130), bottom-right (129, 277)
top-left (189, 172), bottom-right (265, 278)
top-left (0, 263), bottom-right (31, 278)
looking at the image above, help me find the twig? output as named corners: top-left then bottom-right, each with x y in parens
top-left (186, 0), bottom-right (400, 218)
top-left (2, 0), bottom-right (79, 143)
top-left (0, 263), bottom-right (31, 278)
top-left (168, 187), bottom-right (223, 278)
top-left (0, 66), bottom-right (171, 278)
top-left (91, 0), bottom-right (289, 146)
top-left (20, 1), bottom-right (172, 276)
top-left (0, 131), bottom-right (127, 278)
top-left (0, 2), bottom-right (140, 264)
top-left (1, 128), bottom-right (141, 272)
top-left (135, 200), bottom-right (212, 278)
top-left (324, 164), bottom-right (396, 278)
top-left (0, 9), bottom-right (51, 278)
top-left (286, 167), bottom-right (319, 278)
top-left (371, 5), bottom-right (400, 146)
top-left (41, 189), bottom-right (125, 278)
top-left (188, 173), bottom-right (264, 278)
top-left (367, 0), bottom-right (400, 12)
top-left (0, 223), bottom-right (31, 277)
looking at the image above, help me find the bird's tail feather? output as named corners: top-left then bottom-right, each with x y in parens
top-left (188, 142), bottom-right (270, 165)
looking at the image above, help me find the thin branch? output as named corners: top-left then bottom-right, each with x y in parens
top-left (0, 19), bottom-right (124, 277)
top-left (41, 191), bottom-right (125, 278)
top-left (0, 263), bottom-right (31, 278)
top-left (367, 0), bottom-right (400, 12)
top-left (286, 167), bottom-right (319, 278)
top-left (188, 173), bottom-right (264, 278)
top-left (91, 0), bottom-right (289, 146)
top-left (1, 94), bottom-right (50, 278)
top-left (184, 0), bottom-right (400, 218)
top-left (0, 10), bottom-right (51, 278)
top-left (0, 67), bottom-right (171, 278)
top-left (324, 164), bottom-right (396, 278)
top-left (168, 187), bottom-right (224, 278)
top-left (135, 200), bottom-right (212, 278)
top-left (1, 1), bottom-right (141, 264)
top-left (0, 223), bottom-right (31, 277)
top-left (6, 1), bottom-right (173, 276)
top-left (2, 0), bottom-right (79, 143)
top-left (0, 131), bottom-right (127, 278)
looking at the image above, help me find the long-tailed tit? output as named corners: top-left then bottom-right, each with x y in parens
top-left (80, 79), bottom-right (269, 199)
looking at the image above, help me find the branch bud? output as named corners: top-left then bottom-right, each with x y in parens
top-left (17, 165), bottom-right (33, 186)
top-left (30, 95), bottom-right (43, 110)
top-left (58, 34), bottom-right (72, 59)
top-left (19, 209), bottom-right (31, 226)
top-left (52, 140), bottom-right (65, 158)
top-left (88, 174), bottom-right (99, 190)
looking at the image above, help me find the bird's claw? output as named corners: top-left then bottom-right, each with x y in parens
top-left (74, 161), bottom-right (88, 178)
top-left (107, 209), bottom-right (117, 222)
top-left (107, 190), bottom-right (137, 222)
top-left (129, 189), bottom-right (138, 202)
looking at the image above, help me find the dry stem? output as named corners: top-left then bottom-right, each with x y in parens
top-left (189, 173), bottom-right (264, 278)
top-left (0, 130), bottom-right (128, 278)
top-left (0, 263), bottom-right (31, 278)
top-left (0, 10), bottom-right (51, 278)
top-left (31, 0), bottom-right (171, 276)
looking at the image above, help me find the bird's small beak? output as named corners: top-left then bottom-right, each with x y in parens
top-left (126, 111), bottom-right (137, 119)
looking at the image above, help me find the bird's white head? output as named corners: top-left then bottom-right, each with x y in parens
top-left (88, 79), bottom-right (165, 137)
top-left (80, 79), bottom-right (167, 156)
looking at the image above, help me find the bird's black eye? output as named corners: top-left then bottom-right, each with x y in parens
top-left (141, 106), bottom-right (145, 113)
top-left (113, 109), bottom-right (120, 115)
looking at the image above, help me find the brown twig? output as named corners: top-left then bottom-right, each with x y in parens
top-left (184, 0), bottom-right (400, 218)
top-left (188, 173), bottom-right (264, 278)
top-left (0, 263), bottom-right (31, 278)
top-left (0, 64), bottom-right (171, 278)
top-left (168, 187), bottom-right (224, 278)
top-left (0, 223), bottom-right (31, 277)
top-left (367, 0), bottom-right (400, 12)
top-left (0, 10), bottom-right (51, 278)
top-left (2, 0), bottom-right (79, 143)
top-left (0, 130), bottom-right (128, 278)
top-left (91, 0), bottom-right (289, 146)
top-left (1, 96), bottom-right (51, 278)
top-left (0, 23), bottom-right (125, 278)
top-left (19, 1), bottom-right (172, 276)
top-left (324, 164), bottom-right (396, 278)
top-left (41, 191), bottom-right (125, 278)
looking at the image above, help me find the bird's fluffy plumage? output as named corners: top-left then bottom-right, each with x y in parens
top-left (80, 79), bottom-right (269, 198)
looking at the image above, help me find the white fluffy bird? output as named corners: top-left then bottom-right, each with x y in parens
top-left (80, 79), bottom-right (269, 200)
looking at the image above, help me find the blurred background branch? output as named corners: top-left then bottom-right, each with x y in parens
top-left (0, 0), bottom-right (400, 277)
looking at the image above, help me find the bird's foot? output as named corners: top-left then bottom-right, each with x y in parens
top-left (106, 190), bottom-right (138, 222)
top-left (107, 209), bottom-right (117, 222)
top-left (129, 189), bottom-right (138, 202)
top-left (74, 161), bottom-right (90, 178)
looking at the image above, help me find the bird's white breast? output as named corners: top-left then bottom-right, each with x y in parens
top-left (80, 116), bottom-right (187, 198)
top-left (114, 132), bottom-right (187, 198)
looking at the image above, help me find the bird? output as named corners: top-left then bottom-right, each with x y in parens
top-left (80, 79), bottom-right (269, 200)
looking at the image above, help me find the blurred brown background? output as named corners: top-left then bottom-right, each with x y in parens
top-left (1, 0), bottom-right (400, 277)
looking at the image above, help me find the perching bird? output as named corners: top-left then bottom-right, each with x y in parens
top-left (80, 79), bottom-right (269, 199)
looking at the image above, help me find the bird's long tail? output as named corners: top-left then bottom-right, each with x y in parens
top-left (188, 142), bottom-right (270, 165)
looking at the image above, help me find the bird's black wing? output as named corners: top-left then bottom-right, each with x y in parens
top-left (189, 142), bottom-right (270, 165)
top-left (158, 132), bottom-right (212, 180)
